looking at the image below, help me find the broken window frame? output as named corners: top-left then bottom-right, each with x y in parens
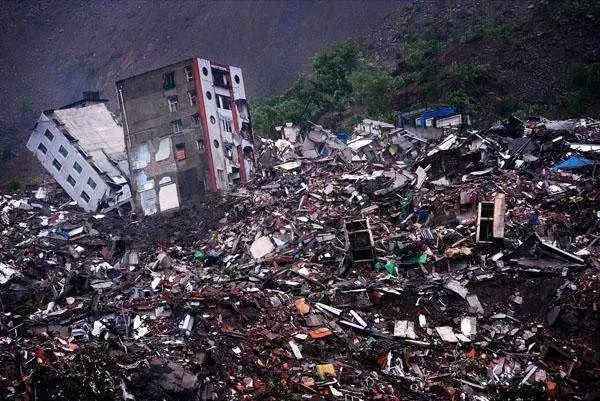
top-left (170, 119), bottom-right (182, 134)
top-left (184, 66), bottom-right (194, 82)
top-left (220, 117), bottom-right (232, 133)
top-left (215, 94), bottom-right (231, 110)
top-left (211, 68), bottom-right (230, 88)
top-left (167, 96), bottom-right (179, 113)
top-left (476, 194), bottom-right (506, 243)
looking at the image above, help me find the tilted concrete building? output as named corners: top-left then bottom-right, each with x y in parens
top-left (116, 58), bottom-right (255, 216)
top-left (26, 92), bottom-right (132, 212)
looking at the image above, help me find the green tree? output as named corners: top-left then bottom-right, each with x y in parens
top-left (348, 66), bottom-right (403, 118)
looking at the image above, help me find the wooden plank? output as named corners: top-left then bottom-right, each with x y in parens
top-left (493, 194), bottom-right (506, 238)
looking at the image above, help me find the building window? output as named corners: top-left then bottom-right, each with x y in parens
top-left (167, 96), bottom-right (179, 113)
top-left (58, 145), bottom-right (69, 158)
top-left (206, 91), bottom-right (212, 100)
top-left (175, 143), bottom-right (186, 161)
top-left (234, 74), bottom-right (240, 84)
top-left (220, 118), bottom-right (232, 133)
top-left (212, 68), bottom-right (230, 87)
top-left (188, 90), bottom-right (197, 106)
top-left (197, 139), bottom-right (205, 152)
top-left (213, 139), bottom-right (220, 148)
top-left (163, 71), bottom-right (175, 90)
top-left (52, 159), bottom-right (62, 171)
top-left (67, 175), bottom-right (76, 187)
top-left (87, 177), bottom-right (97, 189)
top-left (192, 113), bottom-right (200, 126)
top-left (37, 142), bottom-right (48, 154)
top-left (44, 129), bottom-right (54, 142)
top-left (202, 67), bottom-right (208, 76)
top-left (80, 191), bottom-right (90, 203)
top-left (184, 66), bottom-right (194, 82)
top-left (73, 161), bottom-right (83, 174)
top-left (170, 119), bottom-right (182, 134)
top-left (210, 116), bottom-right (216, 124)
top-left (216, 94), bottom-right (231, 110)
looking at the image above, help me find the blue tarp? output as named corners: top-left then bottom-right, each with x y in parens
top-left (552, 155), bottom-right (596, 171)
top-left (417, 106), bottom-right (456, 128)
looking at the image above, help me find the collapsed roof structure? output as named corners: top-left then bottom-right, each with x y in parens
top-left (26, 92), bottom-right (132, 212)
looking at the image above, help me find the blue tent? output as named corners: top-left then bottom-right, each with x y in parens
top-left (552, 155), bottom-right (597, 171)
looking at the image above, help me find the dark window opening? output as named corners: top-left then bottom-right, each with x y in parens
top-left (44, 129), bottom-right (54, 142)
top-left (211, 68), bottom-right (230, 88)
top-left (67, 175), bottom-right (76, 187)
top-left (163, 71), bottom-right (175, 90)
top-left (216, 94), bottom-right (231, 110)
top-left (87, 177), bottom-right (97, 189)
top-left (202, 67), bottom-right (208, 76)
top-left (37, 142), bottom-right (48, 154)
top-left (234, 74), bottom-right (240, 84)
top-left (213, 139), bottom-right (220, 148)
top-left (81, 191), bottom-right (90, 203)
top-left (188, 90), bottom-right (197, 106)
top-left (73, 161), bottom-right (83, 174)
top-left (58, 144), bottom-right (69, 158)
top-left (192, 113), bottom-right (200, 126)
top-left (52, 159), bottom-right (62, 171)
top-left (481, 203), bottom-right (494, 218)
top-left (197, 139), bottom-right (205, 152)
top-left (206, 91), bottom-right (212, 100)
top-left (175, 143), bottom-right (186, 161)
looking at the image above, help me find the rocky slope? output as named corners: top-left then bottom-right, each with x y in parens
top-left (0, 0), bottom-right (400, 183)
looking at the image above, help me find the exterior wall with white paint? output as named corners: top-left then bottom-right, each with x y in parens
top-left (27, 114), bottom-right (109, 211)
top-left (197, 58), bottom-right (229, 190)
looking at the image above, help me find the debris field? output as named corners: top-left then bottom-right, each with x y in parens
top-left (1, 117), bottom-right (599, 400)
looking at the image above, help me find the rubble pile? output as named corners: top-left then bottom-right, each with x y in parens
top-left (1, 117), bottom-right (599, 400)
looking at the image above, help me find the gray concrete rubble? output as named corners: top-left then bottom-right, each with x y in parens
top-left (1, 115), bottom-right (600, 400)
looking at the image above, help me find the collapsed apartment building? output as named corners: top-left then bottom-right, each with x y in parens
top-left (27, 58), bottom-right (255, 216)
top-left (116, 58), bottom-right (255, 216)
top-left (26, 92), bottom-right (132, 212)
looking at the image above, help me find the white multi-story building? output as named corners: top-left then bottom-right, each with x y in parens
top-left (26, 92), bottom-right (132, 212)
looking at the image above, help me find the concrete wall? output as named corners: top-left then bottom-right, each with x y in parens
top-left (117, 59), bottom-right (208, 216)
top-left (26, 114), bottom-right (109, 211)
top-left (195, 58), bottom-right (253, 191)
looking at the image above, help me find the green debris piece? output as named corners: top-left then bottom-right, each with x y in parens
top-left (194, 250), bottom-right (205, 261)
top-left (384, 261), bottom-right (398, 277)
top-left (407, 252), bottom-right (428, 264)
